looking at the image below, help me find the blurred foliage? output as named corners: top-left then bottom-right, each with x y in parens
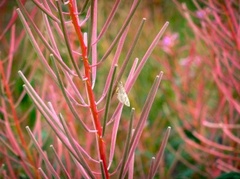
top-left (2, 0), bottom-right (238, 178)
top-left (216, 172), bottom-right (240, 179)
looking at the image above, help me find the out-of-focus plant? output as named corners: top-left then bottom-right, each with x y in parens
top-left (0, 0), bottom-right (171, 178)
top-left (155, 0), bottom-right (240, 178)
top-left (0, 1), bottom-right (44, 178)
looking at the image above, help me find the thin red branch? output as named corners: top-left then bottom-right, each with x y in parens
top-left (0, 61), bottom-right (39, 177)
top-left (0, 61), bottom-right (23, 147)
top-left (67, 1), bottom-right (109, 178)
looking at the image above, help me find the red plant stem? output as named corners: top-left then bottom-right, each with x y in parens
top-left (67, 1), bottom-right (109, 178)
top-left (0, 61), bottom-right (39, 177)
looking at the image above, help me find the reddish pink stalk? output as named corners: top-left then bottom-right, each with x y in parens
top-left (67, 1), bottom-right (108, 178)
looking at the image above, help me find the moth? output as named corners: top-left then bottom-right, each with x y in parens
top-left (116, 82), bottom-right (130, 107)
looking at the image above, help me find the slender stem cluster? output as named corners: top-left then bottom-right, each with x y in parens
top-left (68, 0), bottom-right (108, 177)
top-left (0, 0), bottom-right (171, 178)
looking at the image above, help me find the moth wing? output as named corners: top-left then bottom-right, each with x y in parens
top-left (117, 92), bottom-right (130, 106)
top-left (117, 83), bottom-right (130, 107)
